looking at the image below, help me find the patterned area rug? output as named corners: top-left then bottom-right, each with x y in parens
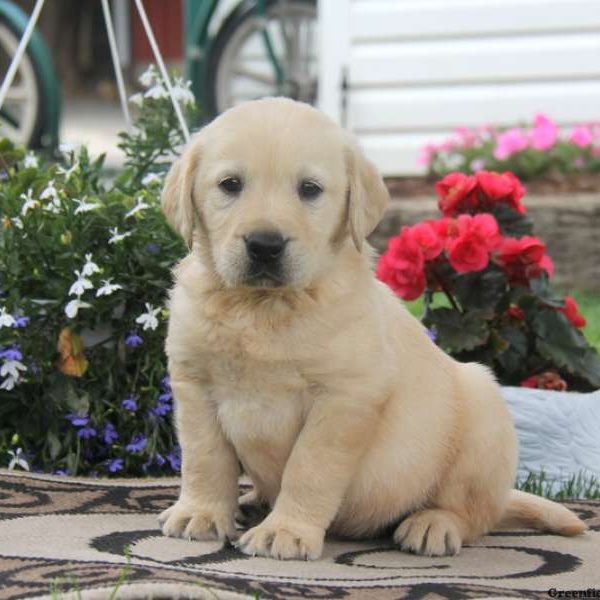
top-left (1, 471), bottom-right (599, 599)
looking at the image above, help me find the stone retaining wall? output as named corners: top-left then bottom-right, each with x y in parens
top-left (369, 193), bottom-right (600, 292)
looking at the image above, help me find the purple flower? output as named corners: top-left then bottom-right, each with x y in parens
top-left (106, 458), bottom-right (124, 473)
top-left (426, 328), bottom-right (437, 342)
top-left (146, 243), bottom-right (161, 254)
top-left (122, 395), bottom-right (138, 411)
top-left (66, 412), bottom-right (89, 427)
top-left (12, 316), bottom-right (30, 328)
top-left (53, 469), bottom-right (70, 476)
top-left (167, 445), bottom-right (181, 471)
top-left (160, 375), bottom-right (171, 390)
top-left (126, 434), bottom-right (148, 454)
top-left (125, 330), bottom-right (144, 347)
top-left (102, 423), bottom-right (119, 445)
top-left (148, 401), bottom-right (172, 419)
top-left (77, 425), bottom-right (97, 439)
top-left (158, 391), bottom-right (172, 403)
top-left (0, 346), bottom-right (23, 361)
top-left (154, 452), bottom-right (166, 467)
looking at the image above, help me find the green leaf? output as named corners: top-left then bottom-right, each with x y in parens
top-left (530, 276), bottom-right (564, 308)
top-left (492, 204), bottom-right (533, 237)
top-left (495, 326), bottom-right (529, 378)
top-left (452, 265), bottom-right (507, 311)
top-left (427, 308), bottom-right (490, 352)
top-left (532, 310), bottom-right (600, 387)
top-left (47, 431), bottom-right (61, 460)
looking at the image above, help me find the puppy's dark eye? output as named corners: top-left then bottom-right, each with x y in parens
top-left (219, 176), bottom-right (243, 195)
top-left (298, 179), bottom-right (323, 200)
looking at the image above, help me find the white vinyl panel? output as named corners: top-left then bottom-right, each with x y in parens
top-left (348, 81), bottom-right (600, 132)
top-left (350, 34), bottom-right (600, 86)
top-left (351, 0), bottom-right (600, 42)
top-left (359, 131), bottom-right (450, 176)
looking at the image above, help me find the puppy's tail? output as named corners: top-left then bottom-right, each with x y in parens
top-left (498, 490), bottom-right (587, 536)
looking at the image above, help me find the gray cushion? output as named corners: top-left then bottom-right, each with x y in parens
top-left (502, 386), bottom-right (600, 488)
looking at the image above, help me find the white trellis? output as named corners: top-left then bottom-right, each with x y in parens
top-left (0, 0), bottom-right (191, 143)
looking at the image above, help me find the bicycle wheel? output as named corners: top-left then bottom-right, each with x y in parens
top-left (0, 14), bottom-right (43, 147)
top-left (205, 0), bottom-right (317, 117)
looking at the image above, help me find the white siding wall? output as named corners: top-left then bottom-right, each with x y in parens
top-left (318, 0), bottom-right (600, 176)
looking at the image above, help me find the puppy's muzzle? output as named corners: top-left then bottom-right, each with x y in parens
top-left (243, 230), bottom-right (288, 286)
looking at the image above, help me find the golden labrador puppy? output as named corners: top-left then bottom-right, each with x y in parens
top-left (158, 98), bottom-right (585, 560)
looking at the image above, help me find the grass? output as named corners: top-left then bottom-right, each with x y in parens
top-left (404, 291), bottom-right (600, 354)
top-left (517, 471), bottom-right (600, 500)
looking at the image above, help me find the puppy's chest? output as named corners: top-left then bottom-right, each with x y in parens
top-left (206, 352), bottom-right (308, 456)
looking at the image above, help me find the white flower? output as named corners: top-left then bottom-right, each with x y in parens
top-left (7, 448), bottom-right (29, 471)
top-left (12, 217), bottom-right (23, 229)
top-left (40, 180), bottom-right (61, 213)
top-left (144, 84), bottom-right (168, 100)
top-left (96, 278), bottom-right (122, 297)
top-left (125, 197), bottom-right (150, 218)
top-left (0, 375), bottom-right (18, 391)
top-left (20, 188), bottom-right (40, 216)
top-left (172, 78), bottom-right (195, 105)
top-left (40, 180), bottom-right (59, 201)
top-left (43, 199), bottom-right (61, 214)
top-left (23, 153), bottom-right (38, 169)
top-left (57, 161), bottom-right (79, 180)
top-left (136, 303), bottom-right (160, 331)
top-left (141, 172), bottom-right (162, 186)
top-left (1, 359), bottom-right (27, 380)
top-left (65, 298), bottom-right (92, 319)
top-left (129, 92), bottom-right (144, 107)
top-left (68, 270), bottom-right (93, 297)
top-left (59, 141), bottom-right (78, 155)
top-left (108, 227), bottom-right (132, 244)
top-left (82, 253), bottom-right (101, 277)
top-left (0, 307), bottom-right (16, 329)
top-left (139, 64), bottom-right (158, 87)
top-left (73, 197), bottom-right (101, 214)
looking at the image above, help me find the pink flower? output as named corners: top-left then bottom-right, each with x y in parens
top-left (493, 128), bottom-right (529, 160)
top-left (418, 144), bottom-right (437, 166)
top-left (470, 159), bottom-right (486, 172)
top-left (530, 114), bottom-right (558, 151)
top-left (410, 222), bottom-right (445, 260)
top-left (569, 126), bottom-right (593, 148)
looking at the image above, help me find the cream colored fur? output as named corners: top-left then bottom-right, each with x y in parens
top-left (158, 98), bottom-right (586, 560)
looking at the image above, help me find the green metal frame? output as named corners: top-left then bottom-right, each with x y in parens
top-left (184, 0), bottom-right (284, 119)
top-left (0, 0), bottom-right (61, 148)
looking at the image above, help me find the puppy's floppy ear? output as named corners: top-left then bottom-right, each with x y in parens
top-left (345, 139), bottom-right (390, 252)
top-left (161, 140), bottom-right (201, 248)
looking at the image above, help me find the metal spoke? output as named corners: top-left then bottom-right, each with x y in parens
top-left (5, 85), bottom-right (28, 102)
top-left (232, 66), bottom-right (276, 85)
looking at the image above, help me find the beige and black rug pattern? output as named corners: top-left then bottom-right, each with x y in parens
top-left (0, 471), bottom-right (599, 599)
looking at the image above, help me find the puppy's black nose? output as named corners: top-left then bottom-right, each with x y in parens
top-left (245, 231), bottom-right (286, 264)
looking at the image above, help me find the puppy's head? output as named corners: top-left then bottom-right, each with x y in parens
top-left (162, 98), bottom-right (388, 289)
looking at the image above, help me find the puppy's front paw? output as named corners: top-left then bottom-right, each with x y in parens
top-left (393, 509), bottom-right (463, 556)
top-left (159, 500), bottom-right (237, 541)
top-left (237, 514), bottom-right (324, 560)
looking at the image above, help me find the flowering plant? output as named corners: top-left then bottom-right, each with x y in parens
top-left (377, 171), bottom-right (600, 391)
top-left (0, 67), bottom-right (197, 475)
top-left (421, 114), bottom-right (600, 180)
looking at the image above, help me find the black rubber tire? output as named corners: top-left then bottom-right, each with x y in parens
top-left (204, 0), bottom-right (317, 119)
top-left (0, 15), bottom-right (46, 148)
